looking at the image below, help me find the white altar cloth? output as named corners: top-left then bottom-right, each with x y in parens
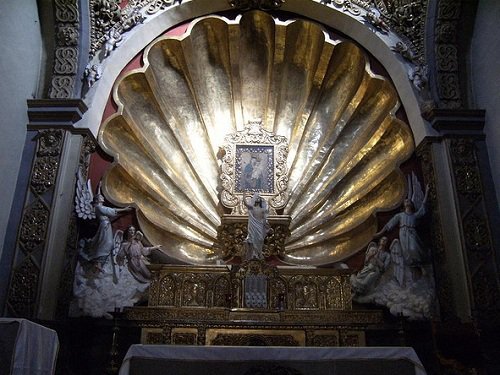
top-left (0, 318), bottom-right (59, 375)
top-left (119, 345), bottom-right (427, 375)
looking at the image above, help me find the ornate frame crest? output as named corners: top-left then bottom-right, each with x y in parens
top-left (220, 120), bottom-right (289, 214)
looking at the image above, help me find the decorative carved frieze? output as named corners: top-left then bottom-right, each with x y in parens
top-left (211, 333), bottom-right (299, 346)
top-left (54, 48), bottom-right (78, 75)
top-left (57, 25), bottom-right (79, 46)
top-left (50, 1), bottom-right (80, 98)
top-left (374, 0), bottom-right (428, 64)
top-left (19, 199), bottom-right (50, 252)
top-left (145, 264), bottom-right (353, 314)
top-left (434, 0), bottom-right (462, 108)
top-left (31, 157), bottom-right (59, 194)
top-left (50, 76), bottom-right (75, 99)
top-left (89, 0), bottom-right (174, 58)
top-left (172, 332), bottom-right (197, 345)
top-left (55, 0), bottom-right (79, 22)
top-left (37, 129), bottom-right (64, 156)
top-left (218, 216), bottom-right (290, 259)
top-left (229, 0), bottom-right (286, 10)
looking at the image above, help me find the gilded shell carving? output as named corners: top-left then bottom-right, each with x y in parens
top-left (99, 11), bottom-right (414, 266)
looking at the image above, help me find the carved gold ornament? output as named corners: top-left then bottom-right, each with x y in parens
top-left (99, 11), bottom-right (414, 265)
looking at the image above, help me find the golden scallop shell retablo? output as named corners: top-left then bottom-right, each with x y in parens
top-left (99, 11), bottom-right (414, 266)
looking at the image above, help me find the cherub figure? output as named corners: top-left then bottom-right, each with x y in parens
top-left (365, 10), bottom-right (390, 33)
top-left (84, 63), bottom-right (102, 88)
top-left (103, 28), bottom-right (122, 57)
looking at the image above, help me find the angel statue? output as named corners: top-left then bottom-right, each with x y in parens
top-left (72, 226), bottom-right (158, 318)
top-left (352, 173), bottom-right (435, 320)
top-left (374, 173), bottom-right (430, 281)
top-left (351, 237), bottom-right (391, 296)
top-left (75, 170), bottom-right (132, 264)
top-left (243, 192), bottom-right (272, 260)
top-left (115, 225), bottom-right (161, 283)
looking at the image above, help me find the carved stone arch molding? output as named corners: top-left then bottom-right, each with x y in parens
top-left (77, 0), bottom-right (433, 145)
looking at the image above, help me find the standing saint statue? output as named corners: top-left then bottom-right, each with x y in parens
top-left (243, 193), bottom-right (272, 260)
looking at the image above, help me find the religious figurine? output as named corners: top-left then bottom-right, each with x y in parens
top-left (391, 41), bottom-right (415, 62)
top-left (374, 175), bottom-right (430, 273)
top-left (242, 155), bottom-right (266, 190)
top-left (121, 8), bottom-right (145, 32)
top-left (352, 173), bottom-right (435, 320)
top-left (72, 226), bottom-right (158, 318)
top-left (84, 63), bottom-right (102, 88)
top-left (243, 192), bottom-right (272, 260)
top-left (115, 225), bottom-right (161, 283)
top-left (409, 64), bottom-right (428, 91)
top-left (103, 28), bottom-right (122, 57)
top-left (77, 189), bottom-right (132, 265)
top-left (350, 237), bottom-right (391, 296)
top-left (364, 10), bottom-right (390, 33)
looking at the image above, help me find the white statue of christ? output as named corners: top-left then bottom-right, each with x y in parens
top-left (243, 193), bottom-right (272, 260)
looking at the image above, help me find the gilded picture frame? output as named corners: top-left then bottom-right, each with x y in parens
top-left (220, 120), bottom-right (289, 214)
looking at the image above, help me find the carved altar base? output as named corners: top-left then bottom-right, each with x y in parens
top-left (123, 262), bottom-right (385, 346)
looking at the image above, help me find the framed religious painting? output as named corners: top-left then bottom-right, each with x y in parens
top-left (220, 119), bottom-right (289, 214)
top-left (235, 145), bottom-right (274, 194)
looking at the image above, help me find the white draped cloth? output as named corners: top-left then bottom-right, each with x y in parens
top-left (0, 318), bottom-right (59, 375)
top-left (119, 346), bottom-right (427, 375)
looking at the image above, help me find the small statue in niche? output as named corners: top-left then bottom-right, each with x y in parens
top-left (351, 173), bottom-right (435, 320)
top-left (243, 192), bottom-right (272, 260)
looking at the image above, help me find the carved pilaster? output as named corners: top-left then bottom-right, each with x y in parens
top-left (433, 0), bottom-right (462, 108)
top-left (5, 100), bottom-right (89, 318)
top-left (447, 137), bottom-right (500, 315)
top-left (423, 110), bottom-right (500, 322)
top-left (56, 134), bottom-right (97, 318)
top-left (416, 139), bottom-right (455, 320)
top-left (5, 129), bottom-right (65, 317)
top-left (49, 0), bottom-right (80, 98)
